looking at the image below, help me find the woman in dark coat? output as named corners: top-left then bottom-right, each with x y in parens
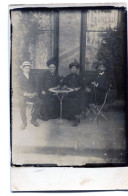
top-left (39, 58), bottom-right (60, 120)
top-left (62, 60), bottom-right (82, 126)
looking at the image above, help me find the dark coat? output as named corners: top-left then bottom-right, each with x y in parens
top-left (62, 73), bottom-right (82, 120)
top-left (41, 71), bottom-right (60, 94)
top-left (17, 72), bottom-right (37, 96)
top-left (17, 72), bottom-right (42, 123)
top-left (95, 72), bottom-right (110, 92)
top-left (89, 72), bottom-right (110, 105)
top-left (39, 71), bottom-right (60, 119)
top-left (63, 73), bottom-right (80, 88)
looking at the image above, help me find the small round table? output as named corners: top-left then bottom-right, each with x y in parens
top-left (49, 87), bottom-right (74, 119)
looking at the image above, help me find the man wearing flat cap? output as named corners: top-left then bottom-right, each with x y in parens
top-left (18, 61), bottom-right (42, 130)
top-left (62, 59), bottom-right (83, 126)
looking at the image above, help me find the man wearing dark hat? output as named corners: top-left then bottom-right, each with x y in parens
top-left (62, 59), bottom-right (82, 126)
top-left (39, 57), bottom-right (60, 119)
top-left (87, 62), bottom-right (110, 105)
top-left (18, 61), bottom-right (42, 130)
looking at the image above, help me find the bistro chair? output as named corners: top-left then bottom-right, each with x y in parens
top-left (86, 86), bottom-right (111, 123)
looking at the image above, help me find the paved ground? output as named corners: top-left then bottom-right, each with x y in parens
top-left (11, 100), bottom-right (127, 166)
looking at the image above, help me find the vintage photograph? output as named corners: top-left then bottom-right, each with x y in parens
top-left (10, 5), bottom-right (127, 167)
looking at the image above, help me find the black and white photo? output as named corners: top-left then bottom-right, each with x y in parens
top-left (10, 3), bottom-right (128, 191)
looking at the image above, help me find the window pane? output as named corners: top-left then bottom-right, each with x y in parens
top-left (87, 9), bottom-right (118, 31)
top-left (11, 10), bottom-right (54, 71)
top-left (85, 32), bottom-right (106, 70)
top-left (85, 9), bottom-right (119, 70)
top-left (35, 32), bottom-right (54, 69)
top-left (59, 10), bottom-right (81, 76)
top-left (32, 11), bottom-right (54, 30)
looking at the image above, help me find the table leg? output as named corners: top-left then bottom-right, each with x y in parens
top-left (60, 99), bottom-right (62, 119)
top-left (56, 93), bottom-right (65, 119)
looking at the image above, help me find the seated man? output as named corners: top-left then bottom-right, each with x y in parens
top-left (86, 62), bottom-right (110, 106)
top-left (17, 61), bottom-right (42, 130)
top-left (62, 60), bottom-right (82, 126)
top-left (39, 57), bottom-right (60, 120)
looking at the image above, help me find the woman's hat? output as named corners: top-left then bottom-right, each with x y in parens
top-left (46, 57), bottom-right (57, 67)
top-left (20, 61), bottom-right (31, 69)
top-left (69, 59), bottom-right (80, 69)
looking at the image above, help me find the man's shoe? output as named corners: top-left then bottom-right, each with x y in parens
top-left (31, 120), bottom-right (39, 127)
top-left (38, 113), bottom-right (48, 121)
top-left (42, 117), bottom-right (48, 121)
top-left (81, 111), bottom-right (86, 119)
top-left (71, 118), bottom-right (80, 127)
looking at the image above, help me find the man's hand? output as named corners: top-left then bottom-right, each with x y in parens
top-left (91, 81), bottom-right (98, 87)
top-left (85, 87), bottom-right (91, 93)
top-left (91, 81), bottom-right (95, 85)
top-left (41, 91), bottom-right (46, 95)
top-left (23, 92), bottom-right (38, 98)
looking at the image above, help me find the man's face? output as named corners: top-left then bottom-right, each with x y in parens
top-left (23, 66), bottom-right (30, 74)
top-left (49, 64), bottom-right (56, 74)
top-left (98, 64), bottom-right (105, 72)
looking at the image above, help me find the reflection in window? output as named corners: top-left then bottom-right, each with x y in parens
top-left (86, 32), bottom-right (106, 70)
top-left (59, 10), bottom-right (81, 76)
top-left (85, 9), bottom-right (118, 70)
top-left (87, 9), bottom-right (118, 31)
top-left (11, 10), bottom-right (55, 70)
top-left (35, 32), bottom-right (54, 69)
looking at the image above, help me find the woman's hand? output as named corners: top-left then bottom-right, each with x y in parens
top-left (74, 87), bottom-right (80, 91)
top-left (41, 90), bottom-right (46, 95)
top-left (33, 92), bottom-right (38, 97)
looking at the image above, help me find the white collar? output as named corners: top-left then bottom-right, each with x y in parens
top-left (50, 72), bottom-right (55, 76)
top-left (23, 73), bottom-right (29, 79)
top-left (99, 71), bottom-right (104, 75)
